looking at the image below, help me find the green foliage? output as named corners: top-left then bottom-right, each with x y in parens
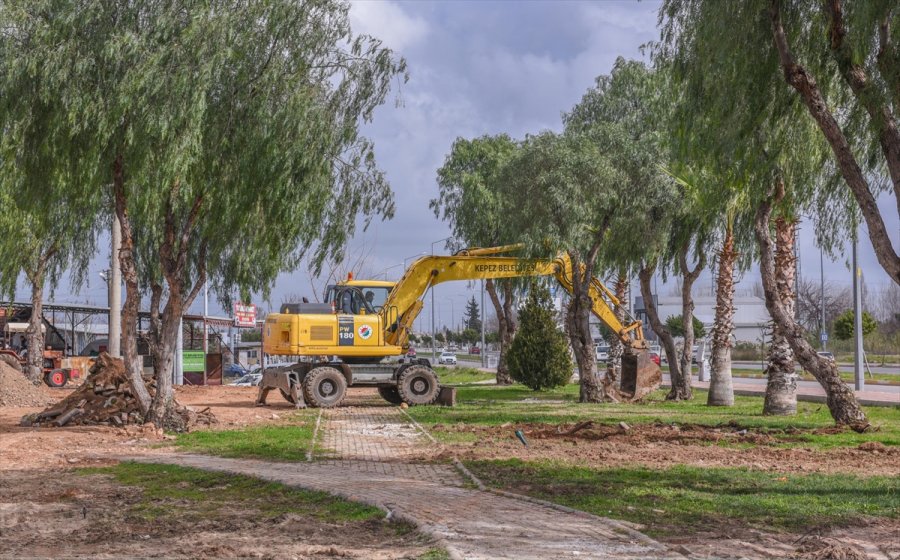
top-left (0, 0), bottom-right (406, 302)
top-left (467, 460), bottom-right (899, 537)
top-left (833, 310), bottom-right (878, 340)
top-left (435, 332), bottom-right (445, 344)
top-left (460, 328), bottom-right (479, 345)
top-left (420, 334), bottom-right (432, 346)
top-left (176, 421), bottom-right (317, 461)
top-left (464, 296), bottom-right (481, 331)
top-left (507, 284), bottom-right (572, 391)
top-left (665, 314), bottom-right (707, 338)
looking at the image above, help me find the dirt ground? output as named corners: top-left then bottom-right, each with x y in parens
top-left (0, 468), bottom-right (435, 559)
top-left (0, 386), bottom-right (437, 559)
top-left (435, 421), bottom-right (900, 476)
top-left (3, 385), bottom-right (898, 559)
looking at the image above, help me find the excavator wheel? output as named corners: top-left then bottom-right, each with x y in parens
top-left (377, 386), bottom-right (404, 405)
top-left (302, 366), bottom-right (347, 408)
top-left (0, 354), bottom-right (23, 373)
top-left (397, 365), bottom-right (440, 406)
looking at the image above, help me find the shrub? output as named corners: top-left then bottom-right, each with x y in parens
top-left (507, 283), bottom-right (572, 391)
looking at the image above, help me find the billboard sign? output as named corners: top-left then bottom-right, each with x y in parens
top-left (233, 302), bottom-right (257, 327)
top-left (182, 350), bottom-right (205, 372)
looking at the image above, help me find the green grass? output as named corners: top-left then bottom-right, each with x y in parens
top-left (434, 366), bottom-right (495, 384)
top-left (405, 384), bottom-right (900, 449)
top-left (467, 459), bottom-right (900, 537)
top-left (176, 423), bottom-right (317, 461)
top-left (79, 461), bottom-right (382, 523)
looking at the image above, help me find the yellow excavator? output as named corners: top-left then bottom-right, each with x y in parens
top-left (257, 245), bottom-right (659, 408)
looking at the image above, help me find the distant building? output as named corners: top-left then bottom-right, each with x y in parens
top-left (636, 295), bottom-right (770, 343)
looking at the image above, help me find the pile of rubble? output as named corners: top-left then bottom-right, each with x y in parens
top-left (0, 362), bottom-right (54, 407)
top-left (20, 353), bottom-right (216, 431)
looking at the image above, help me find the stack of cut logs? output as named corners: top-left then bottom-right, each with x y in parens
top-left (20, 353), bottom-right (216, 430)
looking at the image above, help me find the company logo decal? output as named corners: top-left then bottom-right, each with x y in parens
top-left (358, 324), bottom-right (373, 340)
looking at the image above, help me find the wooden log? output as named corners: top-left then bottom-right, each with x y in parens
top-left (54, 408), bottom-right (84, 427)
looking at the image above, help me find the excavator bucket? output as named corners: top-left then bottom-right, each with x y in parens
top-left (620, 349), bottom-right (661, 401)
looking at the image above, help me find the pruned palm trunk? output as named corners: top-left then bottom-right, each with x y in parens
top-left (605, 272), bottom-right (627, 391)
top-left (763, 217), bottom-right (798, 415)
top-left (113, 154), bottom-right (152, 417)
top-left (671, 242), bottom-right (706, 401)
top-left (639, 264), bottom-right (681, 386)
top-left (755, 185), bottom-right (867, 427)
top-left (708, 226), bottom-right (736, 407)
top-left (486, 279), bottom-right (516, 385)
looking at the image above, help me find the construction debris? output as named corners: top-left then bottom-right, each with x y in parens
top-left (20, 353), bottom-right (216, 431)
top-left (0, 362), bottom-right (54, 407)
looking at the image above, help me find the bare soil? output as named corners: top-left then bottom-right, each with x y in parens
top-left (0, 468), bottom-right (435, 559)
top-left (435, 421), bottom-right (900, 476)
top-left (0, 386), bottom-right (433, 558)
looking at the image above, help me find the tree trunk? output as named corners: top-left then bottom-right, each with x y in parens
top-left (113, 154), bottom-right (152, 417)
top-left (638, 264), bottom-right (681, 386)
top-left (566, 251), bottom-right (607, 403)
top-left (147, 298), bottom-right (184, 430)
top-left (755, 187), bottom-right (868, 428)
top-left (764, 217), bottom-right (798, 415)
top-left (486, 279), bottom-right (515, 385)
top-left (605, 272), bottom-right (627, 388)
top-left (708, 227), bottom-right (736, 407)
top-left (769, 0), bottom-right (900, 285)
top-left (24, 270), bottom-right (45, 385)
top-left (672, 243), bottom-right (705, 401)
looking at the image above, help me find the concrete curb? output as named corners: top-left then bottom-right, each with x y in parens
top-left (306, 408), bottom-right (323, 462)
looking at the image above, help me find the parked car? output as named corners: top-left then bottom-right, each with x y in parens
top-left (224, 363), bottom-right (247, 377)
top-left (817, 351), bottom-right (835, 361)
top-left (438, 351), bottom-right (457, 365)
top-left (407, 347), bottom-right (417, 358)
top-left (470, 346), bottom-right (481, 355)
top-left (231, 373), bottom-right (262, 387)
top-left (649, 352), bottom-right (661, 366)
top-left (596, 345), bottom-right (610, 362)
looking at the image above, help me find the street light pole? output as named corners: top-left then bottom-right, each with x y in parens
top-left (852, 232), bottom-right (864, 391)
top-left (480, 280), bottom-right (485, 368)
top-left (820, 246), bottom-right (826, 351)
top-left (430, 237), bottom-right (451, 359)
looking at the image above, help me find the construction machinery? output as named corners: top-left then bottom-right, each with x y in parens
top-left (258, 245), bottom-right (659, 408)
top-left (0, 322), bottom-right (82, 387)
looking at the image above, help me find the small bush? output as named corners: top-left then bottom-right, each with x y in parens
top-left (507, 283), bottom-right (572, 391)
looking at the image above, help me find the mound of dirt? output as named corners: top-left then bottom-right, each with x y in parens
top-left (0, 362), bottom-right (53, 407)
top-left (795, 536), bottom-right (869, 560)
top-left (20, 353), bottom-right (216, 431)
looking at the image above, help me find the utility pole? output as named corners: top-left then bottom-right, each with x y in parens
top-left (430, 236), bottom-right (451, 358)
top-left (819, 246), bottom-right (826, 351)
top-left (109, 216), bottom-right (122, 357)
top-left (480, 280), bottom-right (485, 368)
top-left (852, 234), bottom-right (864, 391)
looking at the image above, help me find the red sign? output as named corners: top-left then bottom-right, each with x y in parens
top-left (233, 303), bottom-right (257, 327)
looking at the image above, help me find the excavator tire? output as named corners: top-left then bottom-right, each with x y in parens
top-left (397, 365), bottom-right (440, 406)
top-left (377, 386), bottom-right (404, 405)
top-left (0, 354), bottom-right (23, 372)
top-left (302, 366), bottom-right (346, 408)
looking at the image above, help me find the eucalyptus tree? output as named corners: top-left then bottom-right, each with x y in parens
top-left (661, 0), bottom-right (898, 285)
top-left (659, 0), bottom-right (869, 424)
top-left (565, 58), bottom-right (693, 400)
top-left (2, 1), bottom-right (405, 427)
top-left (432, 134), bottom-right (520, 385)
top-left (498, 131), bottom-right (630, 403)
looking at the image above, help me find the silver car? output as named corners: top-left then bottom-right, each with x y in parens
top-left (438, 351), bottom-right (457, 365)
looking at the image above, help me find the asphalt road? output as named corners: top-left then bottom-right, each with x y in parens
top-left (731, 360), bottom-right (899, 375)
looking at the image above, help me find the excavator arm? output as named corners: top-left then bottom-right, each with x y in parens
top-left (380, 245), bottom-right (647, 350)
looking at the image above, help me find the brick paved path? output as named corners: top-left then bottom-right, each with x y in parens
top-left (132, 390), bottom-right (681, 559)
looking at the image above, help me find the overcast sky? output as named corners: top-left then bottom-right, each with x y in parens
top-left (29, 0), bottom-right (899, 333)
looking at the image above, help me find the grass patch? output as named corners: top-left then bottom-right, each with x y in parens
top-left (78, 461), bottom-right (382, 523)
top-left (467, 459), bottom-right (899, 537)
top-left (435, 366), bottom-right (495, 385)
top-left (406, 384), bottom-right (900, 449)
top-left (176, 423), bottom-right (316, 461)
